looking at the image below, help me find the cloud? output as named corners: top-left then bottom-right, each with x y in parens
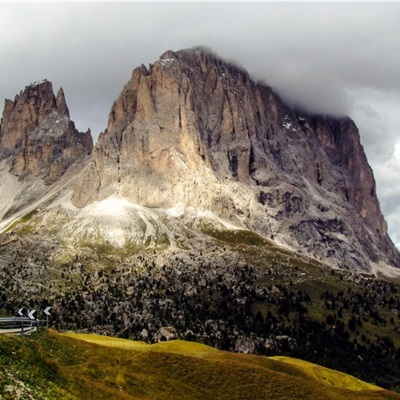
top-left (2, 3), bottom-right (399, 128)
top-left (373, 141), bottom-right (400, 215)
top-left (348, 89), bottom-right (400, 247)
top-left (1, 2), bottom-right (400, 247)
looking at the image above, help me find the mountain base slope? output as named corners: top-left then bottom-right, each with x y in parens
top-left (0, 329), bottom-right (399, 400)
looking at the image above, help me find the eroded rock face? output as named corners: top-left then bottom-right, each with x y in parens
top-left (1, 49), bottom-right (397, 272)
top-left (0, 80), bottom-right (93, 184)
top-left (72, 47), bottom-right (399, 270)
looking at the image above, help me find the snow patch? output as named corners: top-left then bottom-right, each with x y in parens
top-left (63, 195), bottom-right (163, 247)
top-left (282, 114), bottom-right (297, 131)
top-left (29, 79), bottom-right (48, 88)
top-left (297, 116), bottom-right (311, 130)
top-left (58, 194), bottom-right (246, 249)
top-left (160, 58), bottom-right (175, 66)
top-left (166, 202), bottom-right (186, 217)
top-left (80, 195), bottom-right (140, 219)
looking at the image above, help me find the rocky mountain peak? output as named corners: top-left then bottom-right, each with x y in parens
top-left (56, 87), bottom-right (70, 118)
top-left (70, 47), bottom-right (400, 271)
top-left (0, 47), bottom-right (398, 273)
top-left (0, 80), bottom-right (93, 184)
top-left (0, 80), bottom-right (55, 154)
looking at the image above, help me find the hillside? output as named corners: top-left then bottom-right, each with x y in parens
top-left (1, 47), bottom-right (400, 394)
top-left (1, 48), bottom-right (399, 272)
top-left (1, 234), bottom-right (400, 391)
top-left (0, 330), bottom-right (399, 400)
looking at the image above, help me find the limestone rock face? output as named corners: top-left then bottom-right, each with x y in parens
top-left (0, 80), bottom-right (93, 184)
top-left (71, 47), bottom-right (399, 270)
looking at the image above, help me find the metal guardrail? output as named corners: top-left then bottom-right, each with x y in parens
top-left (0, 317), bottom-right (39, 335)
top-left (0, 308), bottom-right (51, 335)
top-left (0, 317), bottom-right (34, 323)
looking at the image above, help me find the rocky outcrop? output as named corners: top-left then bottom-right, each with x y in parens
top-left (0, 48), bottom-right (397, 272)
top-left (0, 80), bottom-right (93, 184)
top-left (71, 47), bottom-right (399, 271)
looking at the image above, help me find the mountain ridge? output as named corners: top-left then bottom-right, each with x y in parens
top-left (0, 46), bottom-right (399, 273)
top-left (70, 47), bottom-right (399, 271)
top-left (2, 48), bottom-right (400, 394)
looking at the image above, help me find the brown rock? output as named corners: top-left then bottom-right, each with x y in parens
top-left (2, 49), bottom-right (395, 272)
top-left (56, 87), bottom-right (70, 118)
top-left (0, 80), bottom-right (93, 183)
top-left (71, 47), bottom-right (399, 270)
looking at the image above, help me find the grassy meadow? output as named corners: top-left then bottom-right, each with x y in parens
top-left (0, 329), bottom-right (399, 400)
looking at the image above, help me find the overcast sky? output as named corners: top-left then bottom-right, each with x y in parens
top-left (1, 2), bottom-right (400, 248)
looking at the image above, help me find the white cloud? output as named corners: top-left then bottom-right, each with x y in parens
top-left (371, 142), bottom-right (400, 247)
top-left (347, 89), bottom-right (400, 248)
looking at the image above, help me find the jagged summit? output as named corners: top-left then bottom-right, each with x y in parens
top-left (67, 47), bottom-right (399, 271)
top-left (56, 87), bottom-right (70, 118)
top-left (0, 47), bottom-right (399, 272)
top-left (160, 46), bottom-right (247, 71)
top-left (0, 80), bottom-right (93, 183)
top-left (0, 80), bottom-right (93, 221)
top-left (27, 79), bottom-right (49, 87)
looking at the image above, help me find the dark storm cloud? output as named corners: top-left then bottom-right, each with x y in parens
top-left (1, 2), bottom-right (400, 246)
top-left (1, 3), bottom-right (399, 129)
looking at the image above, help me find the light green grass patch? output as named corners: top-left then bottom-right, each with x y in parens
top-left (63, 333), bottom-right (220, 357)
top-left (64, 332), bottom-right (150, 351)
top-left (272, 356), bottom-right (381, 391)
top-left (64, 332), bottom-right (394, 396)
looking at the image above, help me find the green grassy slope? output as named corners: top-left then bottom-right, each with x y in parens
top-left (1, 330), bottom-right (399, 400)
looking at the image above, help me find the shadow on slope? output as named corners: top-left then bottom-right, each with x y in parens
top-left (0, 329), bottom-right (398, 400)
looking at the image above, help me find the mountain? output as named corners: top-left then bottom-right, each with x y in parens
top-left (0, 79), bottom-right (93, 220)
top-left (0, 79), bottom-right (93, 181)
top-left (98, 48), bottom-right (398, 270)
top-left (1, 48), bottom-right (400, 392)
top-left (3, 47), bottom-right (394, 271)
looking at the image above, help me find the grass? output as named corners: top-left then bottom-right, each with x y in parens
top-left (7, 330), bottom-right (392, 400)
top-left (64, 332), bottom-right (151, 351)
top-left (76, 235), bottom-right (170, 257)
top-left (2, 214), bottom-right (400, 396)
top-left (64, 332), bottom-right (221, 356)
top-left (2, 210), bottom-right (38, 235)
top-left (201, 226), bottom-right (268, 246)
top-left (272, 356), bottom-right (379, 391)
top-left (65, 332), bottom-right (388, 394)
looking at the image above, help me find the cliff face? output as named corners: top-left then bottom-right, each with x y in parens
top-left (0, 49), bottom-right (398, 271)
top-left (69, 48), bottom-right (399, 270)
top-left (0, 80), bottom-right (93, 184)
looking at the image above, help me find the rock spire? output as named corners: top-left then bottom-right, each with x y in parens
top-left (0, 80), bottom-right (93, 183)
